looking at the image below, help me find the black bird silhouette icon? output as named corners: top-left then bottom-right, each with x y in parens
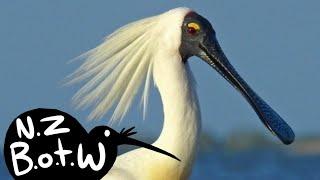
top-left (4, 108), bottom-right (179, 180)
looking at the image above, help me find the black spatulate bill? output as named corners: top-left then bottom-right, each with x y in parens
top-left (199, 37), bottom-right (295, 145)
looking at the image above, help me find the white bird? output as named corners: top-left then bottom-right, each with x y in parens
top-left (68, 7), bottom-right (294, 180)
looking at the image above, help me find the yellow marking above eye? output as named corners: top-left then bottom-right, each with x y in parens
top-left (187, 22), bottom-right (200, 31)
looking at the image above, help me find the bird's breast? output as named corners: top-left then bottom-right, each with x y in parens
top-left (144, 162), bottom-right (186, 180)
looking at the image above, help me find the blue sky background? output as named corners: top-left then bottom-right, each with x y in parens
top-left (1, 0), bottom-right (319, 145)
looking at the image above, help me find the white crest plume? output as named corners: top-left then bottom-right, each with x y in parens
top-left (67, 8), bottom-right (190, 123)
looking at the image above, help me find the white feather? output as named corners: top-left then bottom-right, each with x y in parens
top-left (67, 14), bottom-right (160, 122)
top-left (67, 7), bottom-right (191, 124)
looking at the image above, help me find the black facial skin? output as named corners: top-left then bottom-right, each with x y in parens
top-left (180, 12), bottom-right (215, 60)
top-left (179, 12), bottom-right (295, 145)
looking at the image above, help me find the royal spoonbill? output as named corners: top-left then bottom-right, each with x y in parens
top-left (68, 7), bottom-right (294, 180)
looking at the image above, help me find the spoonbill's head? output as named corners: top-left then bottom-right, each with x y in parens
top-left (179, 11), bottom-right (294, 144)
top-left (68, 7), bottom-right (294, 145)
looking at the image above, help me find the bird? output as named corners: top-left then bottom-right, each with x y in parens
top-left (67, 7), bottom-right (295, 180)
top-left (4, 108), bottom-right (179, 180)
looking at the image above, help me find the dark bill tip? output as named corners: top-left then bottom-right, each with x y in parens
top-left (249, 93), bottom-right (295, 145)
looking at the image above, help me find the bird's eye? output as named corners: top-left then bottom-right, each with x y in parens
top-left (104, 130), bottom-right (110, 137)
top-left (187, 22), bottom-right (200, 35)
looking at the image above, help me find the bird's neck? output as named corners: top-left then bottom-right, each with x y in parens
top-left (152, 54), bottom-right (201, 178)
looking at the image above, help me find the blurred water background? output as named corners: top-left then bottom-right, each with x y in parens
top-left (1, 1), bottom-right (320, 179)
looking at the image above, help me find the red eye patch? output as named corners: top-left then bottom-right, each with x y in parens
top-left (187, 27), bottom-right (197, 35)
